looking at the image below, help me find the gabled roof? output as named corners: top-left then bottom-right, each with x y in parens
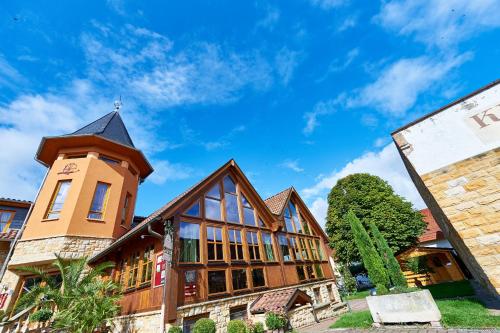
top-left (69, 111), bottom-right (135, 148)
top-left (264, 187), bottom-right (292, 215)
top-left (419, 208), bottom-right (445, 243)
top-left (250, 288), bottom-right (311, 314)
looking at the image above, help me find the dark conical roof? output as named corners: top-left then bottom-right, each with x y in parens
top-left (69, 111), bottom-right (135, 148)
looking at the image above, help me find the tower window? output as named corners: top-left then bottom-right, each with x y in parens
top-left (0, 211), bottom-right (14, 232)
top-left (98, 155), bottom-right (120, 165)
top-left (88, 182), bottom-right (110, 220)
top-left (121, 193), bottom-right (132, 225)
top-left (45, 180), bottom-right (71, 219)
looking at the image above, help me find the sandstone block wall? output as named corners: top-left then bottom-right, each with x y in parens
top-left (420, 148), bottom-right (500, 297)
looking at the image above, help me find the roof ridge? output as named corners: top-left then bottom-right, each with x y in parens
top-left (264, 186), bottom-right (293, 202)
top-left (70, 111), bottom-right (116, 135)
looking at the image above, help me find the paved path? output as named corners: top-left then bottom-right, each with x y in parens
top-left (347, 298), bottom-right (368, 312)
top-left (327, 329), bottom-right (499, 333)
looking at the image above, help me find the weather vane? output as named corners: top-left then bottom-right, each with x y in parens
top-left (114, 96), bottom-right (122, 112)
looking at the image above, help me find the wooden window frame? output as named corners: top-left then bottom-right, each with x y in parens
top-left (207, 269), bottom-right (228, 296)
top-left (121, 192), bottom-right (132, 226)
top-left (207, 225), bottom-right (225, 262)
top-left (139, 244), bottom-right (155, 286)
top-left (250, 267), bottom-right (267, 289)
top-left (228, 228), bottom-right (245, 261)
top-left (183, 200), bottom-right (201, 218)
top-left (315, 239), bottom-right (326, 261)
top-left (278, 234), bottom-right (292, 262)
top-left (179, 221), bottom-right (201, 264)
top-left (299, 238), bottom-right (310, 260)
top-left (231, 268), bottom-right (249, 292)
top-left (290, 237), bottom-right (302, 261)
top-left (205, 182), bottom-right (223, 222)
top-left (261, 231), bottom-right (276, 262)
top-left (246, 231), bottom-right (261, 261)
top-left (308, 238), bottom-right (319, 261)
top-left (127, 252), bottom-right (140, 289)
top-left (0, 210), bottom-right (15, 232)
top-left (241, 193), bottom-right (257, 227)
top-left (296, 265), bottom-right (307, 281)
top-left (87, 182), bottom-right (111, 221)
top-left (45, 180), bottom-right (71, 220)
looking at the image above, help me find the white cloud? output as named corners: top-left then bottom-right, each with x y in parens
top-left (0, 55), bottom-right (26, 89)
top-left (317, 48), bottom-right (359, 82)
top-left (255, 5), bottom-right (280, 31)
top-left (148, 160), bottom-right (193, 185)
top-left (275, 47), bottom-right (302, 85)
top-left (303, 95), bottom-right (344, 135)
top-left (375, 0), bottom-right (500, 48)
top-left (280, 160), bottom-right (304, 173)
top-left (301, 143), bottom-right (426, 224)
top-left (309, 197), bottom-right (328, 228)
top-left (309, 0), bottom-right (347, 10)
top-left (348, 53), bottom-right (471, 116)
top-left (374, 137), bottom-right (389, 148)
top-left (337, 15), bottom-right (357, 32)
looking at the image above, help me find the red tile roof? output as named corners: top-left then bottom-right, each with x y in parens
top-left (250, 288), bottom-right (311, 314)
top-left (419, 208), bottom-right (445, 243)
top-left (264, 187), bottom-right (292, 215)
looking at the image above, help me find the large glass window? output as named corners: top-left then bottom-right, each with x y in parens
top-left (179, 222), bottom-right (200, 263)
top-left (0, 211), bottom-right (14, 232)
top-left (88, 182), bottom-right (110, 220)
top-left (306, 265), bottom-right (317, 279)
top-left (290, 237), bottom-right (301, 261)
top-left (184, 201), bottom-right (200, 217)
top-left (289, 203), bottom-right (301, 233)
top-left (301, 214), bottom-right (311, 235)
top-left (284, 207), bottom-right (295, 233)
top-left (241, 195), bottom-right (256, 226)
top-left (316, 239), bottom-right (325, 260)
top-left (208, 270), bottom-right (227, 294)
top-left (314, 264), bottom-right (324, 278)
top-left (127, 252), bottom-right (140, 288)
top-left (224, 176), bottom-right (240, 223)
top-left (207, 226), bottom-right (224, 261)
top-left (296, 265), bottom-right (306, 281)
top-left (309, 239), bottom-right (319, 260)
top-left (300, 238), bottom-right (310, 260)
top-left (232, 269), bottom-right (248, 291)
top-left (252, 268), bottom-right (266, 288)
top-left (228, 229), bottom-right (244, 261)
top-left (247, 231), bottom-right (260, 261)
top-left (140, 245), bottom-right (154, 284)
top-left (205, 184), bottom-right (222, 221)
top-left (262, 232), bottom-right (275, 261)
top-left (278, 234), bottom-right (291, 261)
top-left (46, 180), bottom-right (71, 219)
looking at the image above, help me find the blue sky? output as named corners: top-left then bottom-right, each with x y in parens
top-left (1, 0), bottom-right (499, 227)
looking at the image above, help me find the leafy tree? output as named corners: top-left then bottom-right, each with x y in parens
top-left (16, 255), bottom-right (121, 333)
top-left (347, 210), bottom-right (389, 292)
top-left (340, 264), bottom-right (357, 294)
top-left (369, 222), bottom-right (407, 288)
top-left (326, 173), bottom-right (425, 264)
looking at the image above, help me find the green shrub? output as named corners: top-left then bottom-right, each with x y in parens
top-left (193, 318), bottom-right (216, 333)
top-left (227, 319), bottom-right (247, 333)
top-left (347, 211), bottom-right (389, 292)
top-left (29, 308), bottom-right (53, 322)
top-left (340, 264), bottom-right (357, 293)
top-left (252, 322), bottom-right (264, 333)
top-left (265, 311), bottom-right (287, 330)
top-left (168, 325), bottom-right (183, 333)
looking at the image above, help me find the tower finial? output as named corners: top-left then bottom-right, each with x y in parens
top-left (114, 96), bottom-right (122, 112)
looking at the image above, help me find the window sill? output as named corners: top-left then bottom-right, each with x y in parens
top-left (208, 292), bottom-right (230, 299)
top-left (41, 218), bottom-right (59, 222)
top-left (233, 289), bottom-right (250, 296)
top-left (120, 224), bottom-right (130, 230)
top-left (229, 260), bottom-right (248, 266)
top-left (87, 218), bottom-right (106, 223)
top-left (177, 262), bottom-right (204, 267)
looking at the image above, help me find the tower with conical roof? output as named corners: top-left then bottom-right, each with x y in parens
top-left (0, 109), bottom-right (152, 311)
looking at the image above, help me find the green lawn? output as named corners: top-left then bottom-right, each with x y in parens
top-left (331, 298), bottom-right (499, 329)
top-left (345, 290), bottom-right (370, 300)
top-left (422, 280), bottom-right (475, 299)
top-left (330, 310), bottom-right (373, 329)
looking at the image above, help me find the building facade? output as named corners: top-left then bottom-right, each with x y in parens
top-left (392, 79), bottom-right (500, 299)
top-left (0, 110), bottom-right (343, 332)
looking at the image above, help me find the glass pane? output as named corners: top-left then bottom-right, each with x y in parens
top-left (208, 243), bottom-right (215, 261)
top-left (285, 216), bottom-right (294, 233)
top-left (262, 233), bottom-right (274, 261)
top-left (207, 184), bottom-right (221, 199)
top-left (316, 240), bottom-right (325, 260)
top-left (0, 212), bottom-right (12, 223)
top-left (215, 227), bottom-right (223, 241)
top-left (225, 193), bottom-right (239, 223)
top-left (244, 207), bottom-right (256, 226)
top-left (241, 194), bottom-right (251, 208)
top-left (90, 183), bottom-right (109, 213)
top-left (205, 197), bottom-right (221, 220)
top-left (237, 246), bottom-right (243, 260)
top-left (223, 175), bottom-right (236, 194)
top-left (306, 265), bottom-right (316, 279)
top-left (258, 218), bottom-right (265, 228)
top-left (279, 234), bottom-right (291, 261)
top-left (296, 266), bottom-right (306, 281)
top-left (185, 201), bottom-right (200, 217)
top-left (315, 264), bottom-right (324, 278)
top-left (216, 244), bottom-right (223, 259)
top-left (291, 238), bottom-right (301, 260)
top-left (208, 271), bottom-right (226, 294)
top-left (302, 215), bottom-right (311, 235)
top-left (232, 269), bottom-right (247, 290)
top-left (252, 269), bottom-right (265, 287)
top-left (180, 222), bottom-right (200, 262)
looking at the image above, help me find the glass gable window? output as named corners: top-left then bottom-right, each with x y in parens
top-left (184, 201), bottom-right (200, 217)
top-left (258, 217), bottom-right (265, 228)
top-left (224, 176), bottom-right (240, 223)
top-left (207, 226), bottom-right (224, 261)
top-left (289, 203), bottom-right (302, 233)
top-left (232, 269), bottom-right (248, 291)
top-left (316, 239), bottom-right (325, 260)
top-left (302, 214), bottom-right (311, 235)
top-left (0, 211), bottom-right (14, 232)
top-left (247, 231), bottom-right (260, 261)
top-left (228, 229), bottom-right (244, 261)
top-left (241, 195), bottom-right (256, 226)
top-left (262, 232), bottom-right (275, 261)
top-left (278, 234), bottom-right (292, 261)
top-left (252, 268), bottom-right (266, 288)
top-left (46, 180), bottom-right (71, 219)
top-left (205, 184), bottom-right (222, 221)
top-left (300, 238), bottom-right (310, 260)
top-left (179, 222), bottom-right (200, 263)
top-left (290, 237), bottom-right (301, 261)
top-left (284, 207), bottom-right (295, 233)
top-left (208, 270), bottom-right (227, 294)
top-left (88, 182), bottom-right (110, 220)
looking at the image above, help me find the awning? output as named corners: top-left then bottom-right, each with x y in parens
top-left (250, 288), bottom-right (312, 314)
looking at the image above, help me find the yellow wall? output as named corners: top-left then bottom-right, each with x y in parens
top-left (22, 147), bottom-right (140, 241)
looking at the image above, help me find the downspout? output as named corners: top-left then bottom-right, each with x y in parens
top-left (147, 219), bottom-right (174, 333)
top-left (0, 168), bottom-right (50, 282)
